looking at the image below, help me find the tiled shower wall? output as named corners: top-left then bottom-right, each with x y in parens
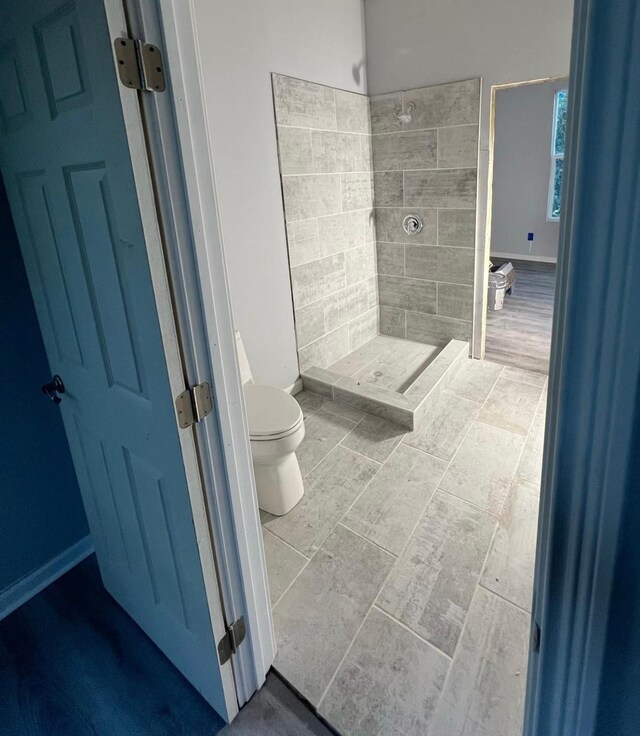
top-left (273, 75), bottom-right (480, 375)
top-left (371, 79), bottom-right (480, 344)
top-left (272, 74), bottom-right (377, 373)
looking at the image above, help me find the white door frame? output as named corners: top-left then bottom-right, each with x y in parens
top-left (102, 0), bottom-right (242, 720)
top-left (112, 0), bottom-right (275, 710)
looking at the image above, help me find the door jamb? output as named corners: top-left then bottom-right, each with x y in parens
top-left (472, 75), bottom-right (568, 361)
top-left (102, 0), bottom-right (240, 720)
top-left (112, 0), bottom-right (275, 708)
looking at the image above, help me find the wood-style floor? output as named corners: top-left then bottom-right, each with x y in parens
top-left (263, 359), bottom-right (547, 735)
top-left (0, 556), bottom-right (331, 736)
top-left (485, 259), bottom-right (556, 375)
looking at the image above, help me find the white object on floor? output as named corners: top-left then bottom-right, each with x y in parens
top-left (236, 332), bottom-right (305, 515)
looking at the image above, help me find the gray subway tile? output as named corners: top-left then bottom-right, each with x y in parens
top-left (437, 283), bottom-right (474, 320)
top-left (361, 135), bottom-right (373, 172)
top-left (345, 242), bottom-right (376, 285)
top-left (282, 174), bottom-right (342, 221)
top-left (403, 79), bottom-right (480, 130)
top-left (273, 74), bottom-right (337, 130)
top-left (286, 219), bottom-right (321, 267)
top-left (375, 207), bottom-right (437, 244)
top-left (446, 358), bottom-right (503, 403)
top-left (437, 125), bottom-right (479, 169)
top-left (404, 389), bottom-right (480, 461)
top-left (378, 491), bottom-right (496, 656)
top-left (372, 130), bottom-right (437, 171)
top-left (430, 587), bottom-right (529, 736)
top-left (364, 207), bottom-right (376, 243)
top-left (373, 171), bottom-right (403, 206)
top-left (439, 421), bottom-right (525, 514)
top-left (341, 172), bottom-right (374, 211)
top-left (349, 307), bottom-right (378, 350)
top-left (294, 407), bottom-right (357, 476)
top-left (264, 443), bottom-right (380, 557)
top-left (370, 92), bottom-right (403, 134)
top-left (324, 282), bottom-right (370, 333)
top-left (335, 89), bottom-right (370, 134)
top-left (317, 210), bottom-right (365, 256)
top-left (294, 390), bottom-right (326, 419)
top-left (291, 252), bottom-right (346, 308)
top-left (340, 413), bottom-right (406, 463)
top-left (404, 168), bottom-right (477, 208)
top-left (295, 302), bottom-right (325, 348)
top-left (478, 375), bottom-right (544, 436)
top-left (379, 306), bottom-right (406, 338)
top-left (405, 244), bottom-right (474, 284)
top-left (312, 130), bottom-right (364, 173)
top-left (379, 274), bottom-right (437, 314)
top-left (481, 479), bottom-right (539, 611)
top-left (377, 242), bottom-right (405, 276)
top-left (273, 524), bottom-right (395, 706)
top-left (262, 529), bottom-right (308, 606)
top-left (277, 126), bottom-right (313, 175)
top-left (319, 607), bottom-right (450, 735)
top-left (406, 311), bottom-right (471, 344)
top-left (437, 208), bottom-right (476, 247)
top-left (516, 411), bottom-right (545, 486)
top-left (301, 366), bottom-right (339, 398)
top-left (344, 444), bottom-right (447, 554)
top-left (298, 324), bottom-right (349, 372)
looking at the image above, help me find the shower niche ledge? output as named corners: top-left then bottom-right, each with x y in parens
top-left (300, 336), bottom-right (469, 430)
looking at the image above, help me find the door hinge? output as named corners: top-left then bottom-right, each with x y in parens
top-left (175, 382), bottom-right (213, 428)
top-left (113, 37), bottom-right (166, 92)
top-left (218, 616), bottom-right (246, 665)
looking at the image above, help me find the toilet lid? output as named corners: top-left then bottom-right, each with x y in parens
top-left (244, 384), bottom-right (303, 438)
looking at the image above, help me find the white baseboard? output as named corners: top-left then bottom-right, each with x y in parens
top-left (0, 535), bottom-right (94, 621)
top-left (285, 378), bottom-right (304, 396)
top-left (491, 251), bottom-right (557, 264)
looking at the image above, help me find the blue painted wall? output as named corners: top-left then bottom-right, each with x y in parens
top-left (0, 175), bottom-right (88, 595)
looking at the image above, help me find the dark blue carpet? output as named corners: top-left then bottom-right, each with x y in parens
top-left (0, 555), bottom-right (225, 735)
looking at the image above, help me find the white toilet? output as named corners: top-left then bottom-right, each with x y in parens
top-left (236, 332), bottom-right (305, 516)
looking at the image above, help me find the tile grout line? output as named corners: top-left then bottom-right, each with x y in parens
top-left (336, 522), bottom-right (398, 559)
top-left (372, 604), bottom-right (453, 660)
top-left (262, 526), bottom-right (311, 562)
top-left (279, 360), bottom-right (537, 718)
top-left (315, 508), bottom-right (412, 713)
top-left (271, 555), bottom-right (312, 612)
top-left (477, 581), bottom-right (533, 616)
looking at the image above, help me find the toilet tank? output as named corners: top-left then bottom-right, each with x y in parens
top-left (235, 331), bottom-right (254, 385)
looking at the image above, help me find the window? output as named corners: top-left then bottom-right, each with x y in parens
top-left (548, 89), bottom-right (568, 220)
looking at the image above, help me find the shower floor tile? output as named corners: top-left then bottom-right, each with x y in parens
top-left (264, 357), bottom-right (547, 736)
top-left (328, 335), bottom-right (439, 383)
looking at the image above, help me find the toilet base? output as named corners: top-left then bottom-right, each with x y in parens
top-left (253, 452), bottom-right (304, 516)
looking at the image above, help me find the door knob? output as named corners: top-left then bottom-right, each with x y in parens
top-left (42, 375), bottom-right (65, 404)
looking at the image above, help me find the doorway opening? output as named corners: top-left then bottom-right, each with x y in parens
top-left (483, 78), bottom-right (569, 375)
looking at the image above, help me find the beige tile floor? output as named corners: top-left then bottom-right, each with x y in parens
top-left (261, 357), bottom-right (547, 736)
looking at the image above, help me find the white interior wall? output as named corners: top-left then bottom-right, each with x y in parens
top-left (192, 0), bottom-right (367, 388)
top-left (363, 0), bottom-right (573, 354)
top-left (491, 80), bottom-right (568, 262)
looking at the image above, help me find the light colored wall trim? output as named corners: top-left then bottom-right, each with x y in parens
top-left (492, 251), bottom-right (557, 264)
top-left (0, 536), bottom-right (93, 621)
top-left (129, 0), bottom-right (275, 711)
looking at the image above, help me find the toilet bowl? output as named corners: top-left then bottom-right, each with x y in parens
top-left (236, 333), bottom-right (305, 515)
